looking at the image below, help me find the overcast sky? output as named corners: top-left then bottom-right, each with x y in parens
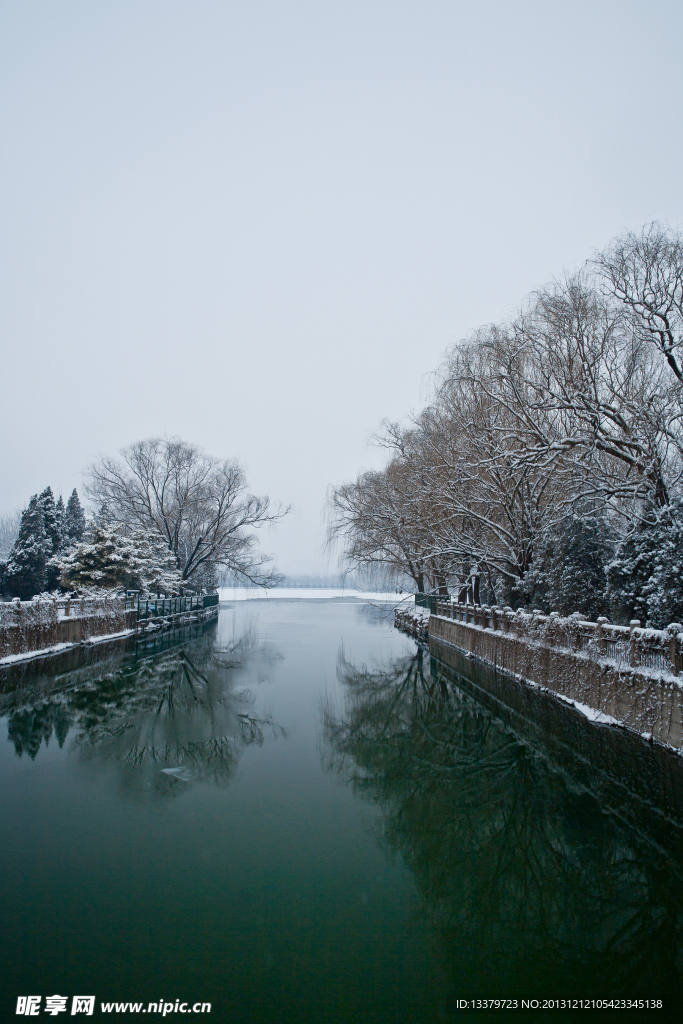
top-left (2, 0), bottom-right (682, 574)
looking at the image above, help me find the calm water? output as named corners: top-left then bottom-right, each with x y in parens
top-left (1, 599), bottom-right (683, 1022)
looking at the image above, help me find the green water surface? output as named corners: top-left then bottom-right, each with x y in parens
top-left (1, 599), bottom-right (682, 1022)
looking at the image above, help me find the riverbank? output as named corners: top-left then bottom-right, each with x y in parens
top-left (0, 593), bottom-right (219, 667)
top-left (396, 603), bottom-right (683, 753)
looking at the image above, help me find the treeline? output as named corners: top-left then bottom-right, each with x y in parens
top-left (330, 224), bottom-right (683, 627)
top-left (1, 437), bottom-right (284, 601)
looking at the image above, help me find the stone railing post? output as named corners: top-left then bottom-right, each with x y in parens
top-left (629, 620), bottom-right (641, 667)
top-left (666, 623), bottom-right (682, 676)
top-left (596, 616), bottom-right (609, 657)
top-left (570, 611), bottom-right (583, 652)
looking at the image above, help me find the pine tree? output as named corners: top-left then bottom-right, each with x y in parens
top-left (55, 525), bottom-right (182, 594)
top-left (47, 494), bottom-right (66, 591)
top-left (520, 511), bottom-right (613, 619)
top-left (38, 487), bottom-right (61, 555)
top-left (63, 489), bottom-right (86, 545)
top-left (128, 529), bottom-right (183, 595)
top-left (640, 503), bottom-right (683, 627)
top-left (54, 495), bottom-right (65, 547)
top-left (55, 525), bottom-right (138, 592)
top-left (606, 507), bottom-right (659, 625)
top-left (39, 487), bottom-right (65, 591)
top-left (5, 495), bottom-right (52, 599)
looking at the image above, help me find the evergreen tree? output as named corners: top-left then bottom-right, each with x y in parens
top-left (47, 494), bottom-right (67, 590)
top-left (54, 495), bottom-right (65, 547)
top-left (55, 525), bottom-right (182, 594)
top-left (520, 510), bottom-right (613, 619)
top-left (607, 501), bottom-right (683, 628)
top-left (63, 489), bottom-right (86, 545)
top-left (39, 487), bottom-right (64, 591)
top-left (641, 503), bottom-right (683, 627)
top-left (5, 495), bottom-right (52, 599)
top-left (128, 529), bottom-right (183, 595)
top-left (56, 525), bottom-right (138, 591)
top-left (38, 487), bottom-right (61, 555)
top-left (606, 507), bottom-right (659, 625)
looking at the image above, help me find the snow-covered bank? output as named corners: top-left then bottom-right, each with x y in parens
top-left (428, 611), bottom-right (683, 752)
top-left (219, 587), bottom-right (409, 602)
top-left (394, 606), bottom-right (430, 641)
top-left (0, 642), bottom-right (76, 666)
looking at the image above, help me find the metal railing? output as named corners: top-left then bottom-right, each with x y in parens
top-left (136, 593), bottom-right (218, 620)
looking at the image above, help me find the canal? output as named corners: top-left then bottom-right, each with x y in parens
top-left (1, 597), bottom-right (681, 1021)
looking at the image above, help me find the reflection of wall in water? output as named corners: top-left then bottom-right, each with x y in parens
top-left (1, 626), bottom-right (281, 798)
top-left (326, 647), bottom-right (683, 1000)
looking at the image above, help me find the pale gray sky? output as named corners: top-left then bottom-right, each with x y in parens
top-left (2, 0), bottom-right (682, 573)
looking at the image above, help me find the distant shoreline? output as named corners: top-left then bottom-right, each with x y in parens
top-left (218, 587), bottom-right (410, 602)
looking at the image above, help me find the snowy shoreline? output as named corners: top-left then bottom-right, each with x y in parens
top-left (0, 629), bottom-right (136, 668)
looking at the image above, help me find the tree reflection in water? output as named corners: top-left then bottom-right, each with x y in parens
top-left (4, 625), bottom-right (282, 792)
top-left (324, 648), bottom-right (683, 1001)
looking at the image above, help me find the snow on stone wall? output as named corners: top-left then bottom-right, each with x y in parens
top-left (427, 603), bottom-right (683, 750)
top-left (0, 595), bottom-right (130, 659)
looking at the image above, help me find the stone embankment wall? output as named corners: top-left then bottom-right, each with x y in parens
top-left (0, 594), bottom-right (220, 663)
top-left (0, 595), bottom-right (136, 660)
top-left (394, 606), bottom-right (429, 642)
top-left (426, 603), bottom-right (683, 750)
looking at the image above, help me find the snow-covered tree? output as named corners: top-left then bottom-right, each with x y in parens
top-left (56, 525), bottom-right (137, 592)
top-left (519, 509), bottom-right (613, 618)
top-left (63, 489), bottom-right (86, 545)
top-left (330, 224), bottom-right (683, 615)
top-left (5, 495), bottom-right (52, 599)
top-left (128, 529), bottom-right (183, 595)
top-left (605, 508), bottom-right (658, 625)
top-left (56, 525), bottom-right (183, 595)
top-left (38, 487), bottom-right (61, 555)
top-left (87, 437), bottom-right (286, 590)
top-left (596, 222), bottom-right (683, 385)
top-left (641, 502), bottom-right (683, 627)
top-left (55, 495), bottom-right (65, 545)
top-left (607, 501), bottom-right (683, 627)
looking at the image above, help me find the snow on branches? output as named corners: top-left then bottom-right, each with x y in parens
top-left (87, 437), bottom-right (286, 590)
top-left (329, 224), bottom-right (683, 625)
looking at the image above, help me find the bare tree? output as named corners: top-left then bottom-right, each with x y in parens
top-left (596, 223), bottom-right (683, 383)
top-left (330, 226), bottom-right (683, 611)
top-left (465, 276), bottom-right (682, 512)
top-left (328, 458), bottom-right (442, 593)
top-left (87, 437), bottom-right (287, 590)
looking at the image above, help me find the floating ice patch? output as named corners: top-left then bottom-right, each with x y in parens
top-left (160, 767), bottom-right (194, 782)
